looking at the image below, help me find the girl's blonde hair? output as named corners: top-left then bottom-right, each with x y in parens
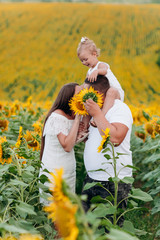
top-left (77, 37), bottom-right (100, 57)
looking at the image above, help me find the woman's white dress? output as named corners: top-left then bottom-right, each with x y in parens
top-left (39, 112), bottom-right (76, 194)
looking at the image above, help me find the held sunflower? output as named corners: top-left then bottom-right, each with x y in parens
top-left (69, 86), bottom-right (103, 116)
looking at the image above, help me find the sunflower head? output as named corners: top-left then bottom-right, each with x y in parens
top-left (135, 131), bottom-right (146, 142)
top-left (0, 118), bottom-right (9, 132)
top-left (44, 168), bottom-right (79, 240)
top-left (97, 128), bottom-right (110, 153)
top-left (0, 136), bottom-right (12, 164)
top-left (69, 95), bottom-right (87, 116)
top-left (19, 234), bottom-right (43, 240)
top-left (144, 122), bottom-right (155, 138)
top-left (24, 130), bottom-right (40, 151)
top-left (69, 86), bottom-right (103, 116)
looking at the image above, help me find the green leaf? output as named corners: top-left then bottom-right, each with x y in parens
top-left (104, 154), bottom-right (111, 160)
top-left (108, 228), bottom-right (139, 240)
top-left (117, 152), bottom-right (129, 156)
top-left (142, 110), bottom-right (150, 121)
top-left (92, 204), bottom-right (116, 217)
top-left (123, 220), bottom-right (135, 234)
top-left (38, 182), bottom-right (50, 191)
top-left (121, 164), bottom-right (140, 171)
top-left (151, 198), bottom-right (160, 214)
top-left (10, 179), bottom-right (28, 187)
top-left (9, 219), bottom-right (38, 234)
top-left (25, 166), bottom-right (35, 172)
top-left (22, 171), bottom-right (34, 182)
top-left (0, 223), bottom-right (28, 234)
top-left (102, 148), bottom-right (111, 153)
top-left (134, 228), bottom-right (148, 236)
top-left (121, 177), bottom-right (134, 184)
top-left (129, 188), bottom-right (153, 202)
top-left (91, 195), bottom-right (112, 204)
top-left (16, 202), bottom-right (36, 218)
top-left (44, 223), bottom-right (53, 233)
top-left (83, 182), bottom-right (101, 191)
top-left (0, 164), bottom-right (10, 175)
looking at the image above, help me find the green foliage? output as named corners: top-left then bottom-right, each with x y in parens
top-left (0, 154), bottom-right (56, 239)
top-left (131, 125), bottom-right (160, 238)
top-left (156, 54), bottom-right (160, 67)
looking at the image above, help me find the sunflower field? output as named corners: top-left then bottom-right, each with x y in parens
top-left (0, 2), bottom-right (160, 240)
top-left (0, 3), bottom-right (160, 104)
top-left (0, 98), bottom-right (159, 239)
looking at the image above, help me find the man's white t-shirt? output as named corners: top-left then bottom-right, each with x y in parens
top-left (87, 61), bottom-right (124, 101)
top-left (84, 100), bottom-right (133, 181)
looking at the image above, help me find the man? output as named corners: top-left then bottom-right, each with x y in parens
top-left (82, 75), bottom-right (133, 226)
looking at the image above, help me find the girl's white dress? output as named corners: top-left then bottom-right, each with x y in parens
top-left (87, 61), bottom-right (124, 101)
top-left (39, 112), bottom-right (76, 194)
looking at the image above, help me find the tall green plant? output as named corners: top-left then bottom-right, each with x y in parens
top-left (82, 129), bottom-right (153, 237)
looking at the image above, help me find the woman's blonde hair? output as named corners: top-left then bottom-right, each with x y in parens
top-left (77, 37), bottom-right (100, 57)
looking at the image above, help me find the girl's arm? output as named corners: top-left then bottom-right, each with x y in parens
top-left (88, 63), bottom-right (108, 82)
top-left (57, 114), bottom-right (81, 152)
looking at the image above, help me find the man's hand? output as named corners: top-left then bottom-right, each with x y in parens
top-left (84, 98), bottom-right (101, 117)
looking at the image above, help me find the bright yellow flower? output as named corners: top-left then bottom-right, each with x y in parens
top-left (32, 121), bottom-right (42, 135)
top-left (97, 128), bottom-right (110, 153)
top-left (24, 130), bottom-right (40, 151)
top-left (151, 117), bottom-right (160, 135)
top-left (15, 126), bottom-right (23, 148)
top-left (69, 95), bottom-right (87, 116)
top-left (135, 131), bottom-right (146, 142)
top-left (78, 86), bottom-right (103, 108)
top-left (19, 234), bottom-right (43, 240)
top-left (0, 236), bottom-right (17, 240)
top-left (44, 168), bottom-right (79, 240)
top-left (69, 86), bottom-right (103, 116)
top-left (0, 136), bottom-right (12, 164)
top-left (144, 122), bottom-right (155, 138)
top-left (0, 119), bottom-right (9, 132)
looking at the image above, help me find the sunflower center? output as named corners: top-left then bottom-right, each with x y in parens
top-left (75, 101), bottom-right (84, 111)
top-left (83, 92), bottom-right (98, 103)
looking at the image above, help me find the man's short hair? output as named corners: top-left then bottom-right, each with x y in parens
top-left (84, 75), bottom-right (110, 95)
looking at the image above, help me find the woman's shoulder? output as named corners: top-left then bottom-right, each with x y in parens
top-left (52, 110), bottom-right (73, 120)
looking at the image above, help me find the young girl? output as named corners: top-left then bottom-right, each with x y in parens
top-left (39, 83), bottom-right (81, 197)
top-left (77, 37), bottom-right (124, 127)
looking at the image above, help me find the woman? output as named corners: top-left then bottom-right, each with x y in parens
top-left (39, 83), bottom-right (81, 196)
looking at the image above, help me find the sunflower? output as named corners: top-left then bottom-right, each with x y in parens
top-left (0, 236), bottom-right (17, 240)
top-left (135, 131), bottom-right (146, 142)
top-left (69, 95), bottom-right (87, 116)
top-left (97, 128), bottom-right (110, 153)
top-left (15, 126), bottom-right (24, 148)
top-left (32, 121), bottom-right (42, 135)
top-left (11, 100), bottom-right (21, 115)
top-left (0, 118), bottom-right (9, 132)
top-left (69, 86), bottom-right (103, 116)
top-left (144, 122), bottom-right (155, 138)
top-left (151, 117), bottom-right (160, 135)
top-left (155, 121), bottom-right (160, 134)
top-left (24, 130), bottom-right (40, 151)
top-left (0, 136), bottom-right (12, 164)
top-left (19, 234), bottom-right (43, 240)
top-left (44, 168), bottom-right (79, 240)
